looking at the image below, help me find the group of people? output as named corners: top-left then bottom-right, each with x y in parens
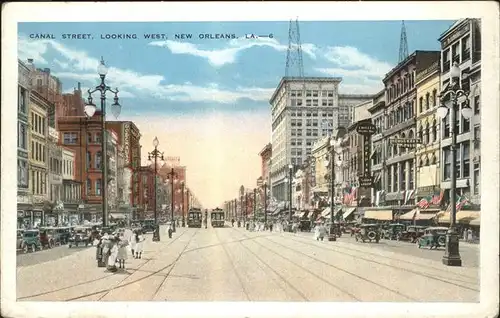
top-left (96, 229), bottom-right (145, 272)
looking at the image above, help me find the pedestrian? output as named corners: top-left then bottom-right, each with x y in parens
top-left (129, 230), bottom-right (137, 257)
top-left (467, 228), bottom-right (473, 243)
top-left (134, 231), bottom-right (144, 259)
top-left (116, 233), bottom-right (129, 269)
top-left (107, 235), bottom-right (119, 272)
top-left (269, 222), bottom-right (273, 232)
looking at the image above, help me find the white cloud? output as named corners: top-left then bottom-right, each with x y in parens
top-left (148, 36), bottom-right (317, 67)
top-left (17, 34), bottom-right (274, 103)
top-left (315, 46), bottom-right (391, 94)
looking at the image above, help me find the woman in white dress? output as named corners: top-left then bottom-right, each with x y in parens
top-left (107, 235), bottom-right (119, 272)
top-left (134, 231), bottom-right (145, 259)
top-left (129, 230), bottom-right (137, 257)
top-left (116, 234), bottom-right (129, 269)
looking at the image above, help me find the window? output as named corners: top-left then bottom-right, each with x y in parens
top-left (473, 163), bottom-right (480, 194)
top-left (451, 42), bottom-right (460, 64)
top-left (96, 179), bottom-right (102, 195)
top-left (306, 99), bottom-right (312, 107)
top-left (387, 169), bottom-right (392, 193)
top-left (432, 120), bottom-right (437, 142)
top-left (306, 90), bottom-right (311, 97)
top-left (327, 99), bottom-right (333, 106)
top-left (455, 146), bottom-right (461, 178)
top-left (473, 125), bottom-right (480, 149)
top-left (432, 89), bottom-right (437, 107)
top-left (312, 90), bottom-right (318, 97)
top-left (18, 160), bottom-right (28, 188)
top-left (443, 113), bottom-right (450, 138)
top-left (474, 95), bottom-right (480, 114)
top-left (462, 103), bottom-right (470, 133)
top-left (461, 35), bottom-right (471, 61)
top-left (418, 97), bottom-right (423, 114)
top-left (442, 49), bottom-right (450, 73)
top-left (443, 147), bottom-right (452, 180)
top-left (462, 142), bottom-right (471, 178)
top-left (424, 123), bottom-right (430, 145)
top-left (327, 90), bottom-right (334, 97)
top-left (63, 132), bottom-right (78, 144)
top-left (18, 86), bottom-right (26, 113)
top-left (392, 165), bottom-right (398, 192)
top-left (321, 100), bottom-right (327, 106)
top-left (18, 123), bottom-right (27, 150)
top-left (425, 93), bottom-right (430, 110)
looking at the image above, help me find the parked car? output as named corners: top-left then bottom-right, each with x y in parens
top-left (16, 229), bottom-right (25, 253)
top-left (417, 226), bottom-right (448, 249)
top-left (21, 229), bottom-right (43, 253)
top-left (68, 226), bottom-right (93, 248)
top-left (398, 225), bottom-right (426, 243)
top-left (141, 219), bottom-right (156, 233)
top-left (384, 223), bottom-right (406, 240)
top-left (355, 224), bottom-right (381, 243)
top-left (39, 227), bottom-right (57, 249)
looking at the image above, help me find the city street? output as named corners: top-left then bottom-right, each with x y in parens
top-left (17, 244), bottom-right (94, 267)
top-left (17, 225), bottom-right (479, 302)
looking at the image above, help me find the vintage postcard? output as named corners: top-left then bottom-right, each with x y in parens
top-left (1, 2), bottom-right (499, 318)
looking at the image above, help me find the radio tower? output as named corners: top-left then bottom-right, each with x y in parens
top-left (398, 20), bottom-right (409, 63)
top-left (285, 18), bottom-right (304, 78)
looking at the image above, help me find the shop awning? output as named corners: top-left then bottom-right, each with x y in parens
top-left (342, 207), bottom-right (356, 220)
top-left (436, 211), bottom-right (480, 223)
top-left (109, 213), bottom-right (126, 219)
top-left (321, 206), bottom-right (342, 218)
top-left (470, 216), bottom-right (480, 226)
top-left (294, 211), bottom-right (302, 217)
top-left (363, 210), bottom-right (393, 221)
top-left (399, 208), bottom-right (439, 220)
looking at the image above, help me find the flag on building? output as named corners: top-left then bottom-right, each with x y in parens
top-left (404, 190), bottom-right (414, 205)
top-left (431, 189), bottom-right (444, 206)
top-left (417, 197), bottom-right (431, 209)
top-left (456, 195), bottom-right (470, 211)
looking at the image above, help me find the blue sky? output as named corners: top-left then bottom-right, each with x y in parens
top-left (17, 21), bottom-right (456, 207)
top-left (18, 21), bottom-right (455, 117)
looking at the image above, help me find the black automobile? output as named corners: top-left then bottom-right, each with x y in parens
top-left (68, 226), bottom-right (93, 248)
top-left (141, 219), bottom-right (156, 233)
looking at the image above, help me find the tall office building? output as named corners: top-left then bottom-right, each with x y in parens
top-left (269, 77), bottom-right (343, 201)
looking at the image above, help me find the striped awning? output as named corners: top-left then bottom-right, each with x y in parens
top-left (399, 208), bottom-right (439, 220)
top-left (342, 207), bottom-right (356, 220)
top-left (363, 210), bottom-right (393, 221)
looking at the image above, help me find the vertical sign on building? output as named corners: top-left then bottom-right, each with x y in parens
top-left (356, 121), bottom-right (376, 188)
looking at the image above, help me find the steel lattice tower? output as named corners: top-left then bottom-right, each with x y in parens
top-left (285, 18), bottom-right (304, 78)
top-left (399, 20), bottom-right (409, 63)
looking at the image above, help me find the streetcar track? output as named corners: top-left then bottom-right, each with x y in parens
top-left (183, 234), bottom-right (274, 254)
top-left (264, 236), bottom-right (479, 293)
top-left (292, 233), bottom-right (478, 277)
top-left (213, 229), bottom-right (251, 301)
top-left (222, 229), bottom-right (310, 301)
top-left (19, 229), bottom-right (191, 301)
top-left (152, 230), bottom-right (199, 300)
top-left (231, 228), bottom-right (364, 301)
top-left (280, 238), bottom-right (479, 291)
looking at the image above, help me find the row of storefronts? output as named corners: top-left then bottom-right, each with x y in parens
top-left (16, 202), bottom-right (135, 229)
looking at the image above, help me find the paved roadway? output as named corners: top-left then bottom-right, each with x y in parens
top-left (17, 225), bottom-right (479, 302)
top-left (17, 243), bottom-right (95, 267)
top-left (294, 230), bottom-right (480, 268)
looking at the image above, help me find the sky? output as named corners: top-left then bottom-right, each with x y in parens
top-left (18, 20), bottom-right (455, 207)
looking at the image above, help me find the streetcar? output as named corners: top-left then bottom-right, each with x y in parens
top-left (187, 208), bottom-right (202, 228)
top-left (211, 208), bottom-right (225, 228)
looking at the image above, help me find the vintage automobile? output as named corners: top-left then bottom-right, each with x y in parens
top-left (355, 224), bottom-right (381, 243)
top-left (384, 223), bottom-right (406, 240)
top-left (21, 229), bottom-right (43, 253)
top-left (16, 229), bottom-right (25, 253)
top-left (39, 227), bottom-right (58, 248)
top-left (68, 226), bottom-right (93, 248)
top-left (141, 219), bottom-right (156, 233)
top-left (417, 226), bottom-right (448, 249)
top-left (397, 225), bottom-right (426, 243)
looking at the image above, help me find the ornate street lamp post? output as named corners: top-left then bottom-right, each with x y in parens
top-left (253, 188), bottom-right (257, 223)
top-left (284, 164), bottom-right (293, 230)
top-left (84, 57), bottom-right (121, 228)
top-left (263, 181), bottom-right (268, 224)
top-left (324, 137), bottom-right (343, 242)
top-left (166, 168), bottom-right (178, 233)
top-left (436, 61), bottom-right (473, 267)
top-left (146, 137), bottom-right (165, 238)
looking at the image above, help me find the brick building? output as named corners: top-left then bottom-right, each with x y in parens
top-left (136, 166), bottom-right (156, 219)
top-left (158, 164), bottom-right (187, 218)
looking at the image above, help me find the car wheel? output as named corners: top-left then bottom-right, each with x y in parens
top-left (31, 244), bottom-right (36, 252)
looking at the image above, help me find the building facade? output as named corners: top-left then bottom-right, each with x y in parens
top-left (17, 60), bottom-right (32, 228)
top-left (45, 126), bottom-right (64, 225)
top-left (369, 90), bottom-right (387, 206)
top-left (339, 94), bottom-right (373, 127)
top-left (106, 121), bottom-right (142, 210)
top-left (28, 90), bottom-right (50, 227)
top-left (269, 77), bottom-right (342, 201)
top-left (311, 136), bottom-right (331, 206)
top-left (62, 147), bottom-right (82, 224)
top-left (415, 60), bottom-right (442, 204)
top-left (438, 18), bottom-right (481, 207)
top-left (259, 143), bottom-right (272, 185)
top-left (381, 50), bottom-right (440, 210)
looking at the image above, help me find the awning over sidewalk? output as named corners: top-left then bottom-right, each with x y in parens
top-left (109, 213), bottom-right (126, 219)
top-left (436, 211), bottom-right (480, 223)
top-left (399, 208), bottom-right (439, 220)
top-left (321, 206), bottom-right (342, 218)
top-left (470, 216), bottom-right (480, 226)
top-left (363, 210), bottom-right (393, 221)
top-left (342, 207), bottom-right (356, 220)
